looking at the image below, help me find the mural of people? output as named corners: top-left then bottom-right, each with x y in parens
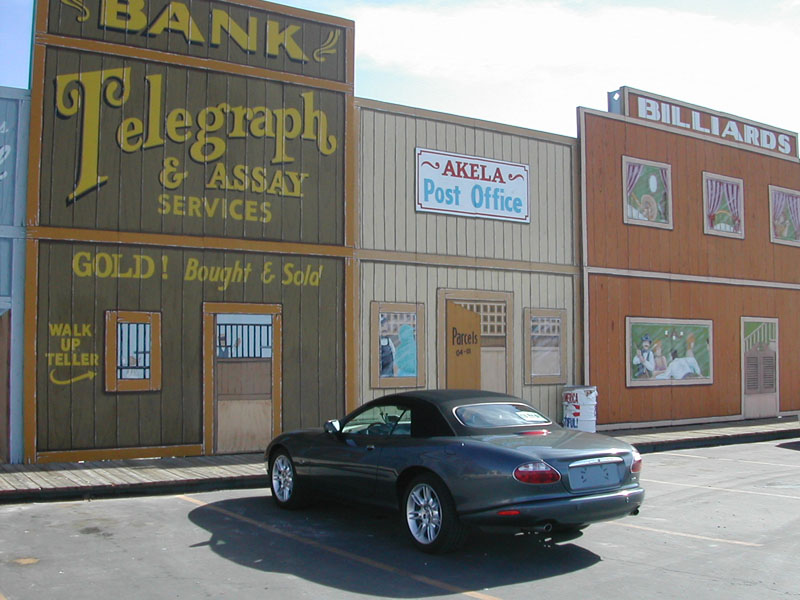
top-left (655, 334), bottom-right (702, 380)
top-left (379, 335), bottom-right (397, 377)
top-left (379, 313), bottom-right (397, 377)
top-left (632, 333), bottom-right (655, 378)
top-left (628, 319), bottom-right (712, 386)
top-left (653, 340), bottom-right (668, 375)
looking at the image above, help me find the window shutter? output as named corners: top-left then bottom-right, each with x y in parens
top-left (761, 355), bottom-right (777, 393)
top-left (744, 355), bottom-right (760, 394)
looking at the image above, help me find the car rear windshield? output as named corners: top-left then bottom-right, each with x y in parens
top-left (454, 403), bottom-right (551, 428)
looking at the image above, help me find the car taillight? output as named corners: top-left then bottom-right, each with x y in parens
top-left (519, 430), bottom-right (550, 436)
top-left (631, 450), bottom-right (643, 473)
top-left (514, 461), bottom-right (561, 484)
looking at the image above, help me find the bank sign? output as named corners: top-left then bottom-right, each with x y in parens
top-left (416, 149), bottom-right (530, 223)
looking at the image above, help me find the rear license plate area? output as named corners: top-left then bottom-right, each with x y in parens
top-left (568, 463), bottom-right (621, 491)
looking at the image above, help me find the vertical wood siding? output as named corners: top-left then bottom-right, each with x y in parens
top-left (357, 102), bottom-right (581, 422)
top-left (360, 262), bottom-right (577, 422)
top-left (584, 109), bottom-right (800, 424)
top-left (35, 242), bottom-right (344, 452)
top-left (588, 274), bottom-right (800, 423)
top-left (584, 112), bottom-right (800, 283)
top-left (359, 106), bottom-right (576, 265)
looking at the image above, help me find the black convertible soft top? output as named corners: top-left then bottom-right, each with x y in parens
top-left (363, 390), bottom-right (552, 437)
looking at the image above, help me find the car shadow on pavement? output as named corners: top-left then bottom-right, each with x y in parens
top-left (777, 441), bottom-right (800, 452)
top-left (187, 495), bottom-right (601, 598)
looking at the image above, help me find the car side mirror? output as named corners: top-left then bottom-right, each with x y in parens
top-left (324, 419), bottom-right (341, 434)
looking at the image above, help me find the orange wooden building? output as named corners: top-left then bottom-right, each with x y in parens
top-left (581, 88), bottom-right (800, 428)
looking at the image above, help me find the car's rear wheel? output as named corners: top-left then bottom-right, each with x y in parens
top-left (403, 474), bottom-right (467, 553)
top-left (269, 451), bottom-right (306, 509)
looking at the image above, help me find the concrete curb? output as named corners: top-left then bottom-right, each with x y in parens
top-left (0, 474), bottom-right (269, 505)
top-left (616, 427), bottom-right (800, 454)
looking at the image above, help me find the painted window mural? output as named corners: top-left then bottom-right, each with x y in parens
top-left (622, 156), bottom-right (673, 229)
top-left (524, 308), bottom-right (567, 385)
top-left (769, 185), bottom-right (800, 247)
top-left (626, 318), bottom-right (713, 387)
top-left (104, 310), bottom-right (162, 392)
top-left (370, 302), bottom-right (426, 388)
top-left (703, 172), bottom-right (744, 238)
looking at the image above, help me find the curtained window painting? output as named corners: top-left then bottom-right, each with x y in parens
top-left (703, 173), bottom-right (744, 239)
top-left (769, 185), bottom-right (800, 247)
top-left (622, 156), bottom-right (673, 229)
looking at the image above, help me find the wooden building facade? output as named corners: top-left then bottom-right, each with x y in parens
top-left (581, 88), bottom-right (800, 428)
top-left (23, 0), bottom-right (356, 462)
top-left (356, 100), bottom-right (581, 419)
top-left (0, 86), bottom-right (30, 463)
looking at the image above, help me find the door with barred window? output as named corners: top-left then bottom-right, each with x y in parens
top-left (213, 312), bottom-right (278, 454)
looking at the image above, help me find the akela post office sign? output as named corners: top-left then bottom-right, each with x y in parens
top-left (415, 148), bottom-right (530, 223)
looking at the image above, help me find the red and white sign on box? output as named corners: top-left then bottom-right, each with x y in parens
top-left (415, 148), bottom-right (530, 223)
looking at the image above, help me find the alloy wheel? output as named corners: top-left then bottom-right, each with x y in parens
top-left (406, 482), bottom-right (442, 544)
top-left (271, 454), bottom-right (294, 502)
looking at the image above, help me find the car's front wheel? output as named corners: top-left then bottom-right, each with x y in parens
top-left (403, 474), bottom-right (467, 553)
top-left (269, 451), bottom-right (306, 509)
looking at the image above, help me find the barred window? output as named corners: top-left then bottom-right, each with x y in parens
top-left (117, 321), bottom-right (151, 380)
top-left (216, 319), bottom-right (273, 359)
top-left (105, 311), bottom-right (162, 392)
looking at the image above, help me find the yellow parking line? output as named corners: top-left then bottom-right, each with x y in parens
top-left (606, 522), bottom-right (763, 547)
top-left (642, 478), bottom-right (800, 501)
top-left (178, 495), bottom-right (503, 600)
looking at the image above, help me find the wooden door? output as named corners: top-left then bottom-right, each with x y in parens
top-left (212, 312), bottom-right (277, 454)
top-left (480, 347), bottom-right (506, 393)
top-left (446, 301), bottom-right (481, 389)
top-left (215, 357), bottom-right (272, 453)
top-left (742, 318), bottom-right (779, 419)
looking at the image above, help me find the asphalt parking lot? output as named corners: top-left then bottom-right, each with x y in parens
top-left (1, 439), bottom-right (799, 600)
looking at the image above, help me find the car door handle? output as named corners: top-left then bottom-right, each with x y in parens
top-left (366, 445), bottom-right (375, 451)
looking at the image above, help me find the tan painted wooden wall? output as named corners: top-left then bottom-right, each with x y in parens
top-left (355, 101), bottom-right (581, 422)
top-left (357, 101), bottom-right (577, 265)
top-left (358, 262), bottom-right (577, 421)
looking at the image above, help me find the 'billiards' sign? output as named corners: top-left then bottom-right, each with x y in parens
top-left (415, 148), bottom-right (530, 223)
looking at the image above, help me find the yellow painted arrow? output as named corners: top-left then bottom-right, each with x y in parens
top-left (49, 369), bottom-right (97, 386)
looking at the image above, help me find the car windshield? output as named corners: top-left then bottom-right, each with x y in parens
top-left (454, 402), bottom-right (550, 428)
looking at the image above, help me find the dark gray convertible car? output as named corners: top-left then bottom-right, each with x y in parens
top-left (266, 390), bottom-right (644, 553)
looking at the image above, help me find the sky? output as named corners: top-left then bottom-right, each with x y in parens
top-left (3, 0), bottom-right (800, 139)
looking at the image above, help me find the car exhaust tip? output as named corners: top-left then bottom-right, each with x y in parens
top-left (532, 522), bottom-right (553, 534)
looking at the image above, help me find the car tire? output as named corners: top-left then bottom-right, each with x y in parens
top-left (269, 450), bottom-right (306, 509)
top-left (403, 474), bottom-right (467, 553)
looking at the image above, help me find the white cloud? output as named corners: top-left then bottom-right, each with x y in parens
top-left (347, 0), bottom-right (800, 137)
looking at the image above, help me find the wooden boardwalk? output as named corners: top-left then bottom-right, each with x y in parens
top-left (0, 453), bottom-right (268, 503)
top-left (1, 417), bottom-right (799, 504)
